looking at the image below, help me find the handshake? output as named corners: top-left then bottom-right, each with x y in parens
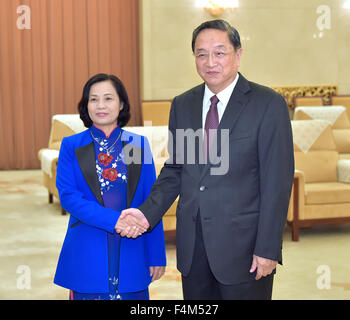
top-left (115, 208), bottom-right (150, 238)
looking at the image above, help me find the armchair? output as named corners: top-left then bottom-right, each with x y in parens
top-left (141, 100), bottom-right (172, 126)
top-left (38, 115), bottom-right (86, 213)
top-left (288, 120), bottom-right (350, 241)
top-left (330, 95), bottom-right (350, 120)
top-left (293, 96), bottom-right (324, 109)
top-left (294, 106), bottom-right (350, 159)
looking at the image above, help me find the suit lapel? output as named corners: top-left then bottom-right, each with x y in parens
top-left (188, 84), bottom-right (206, 176)
top-left (189, 84), bottom-right (205, 132)
top-left (217, 73), bottom-right (251, 134)
top-left (75, 142), bottom-right (104, 206)
top-left (123, 140), bottom-right (142, 208)
top-left (199, 74), bottom-right (251, 180)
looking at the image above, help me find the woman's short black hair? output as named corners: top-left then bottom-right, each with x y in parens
top-left (78, 73), bottom-right (131, 128)
top-left (191, 19), bottom-right (241, 52)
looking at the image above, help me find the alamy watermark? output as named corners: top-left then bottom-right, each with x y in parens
top-left (316, 5), bottom-right (331, 31)
top-left (122, 128), bottom-right (230, 176)
top-left (314, 4), bottom-right (331, 39)
top-left (16, 265), bottom-right (31, 290)
top-left (16, 5), bottom-right (31, 30)
top-left (316, 265), bottom-right (331, 290)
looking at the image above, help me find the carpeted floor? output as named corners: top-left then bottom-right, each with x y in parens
top-left (0, 170), bottom-right (349, 300)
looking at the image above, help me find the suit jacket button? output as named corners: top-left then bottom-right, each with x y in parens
top-left (199, 186), bottom-right (205, 191)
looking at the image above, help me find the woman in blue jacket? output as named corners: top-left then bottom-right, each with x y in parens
top-left (54, 73), bottom-right (166, 300)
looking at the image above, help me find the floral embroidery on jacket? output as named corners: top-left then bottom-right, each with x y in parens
top-left (96, 155), bottom-right (127, 194)
top-left (98, 153), bottom-right (113, 166)
top-left (91, 126), bottom-right (127, 195)
top-left (102, 168), bottom-right (118, 181)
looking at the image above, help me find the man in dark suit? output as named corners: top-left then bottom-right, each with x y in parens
top-left (117, 19), bottom-right (294, 300)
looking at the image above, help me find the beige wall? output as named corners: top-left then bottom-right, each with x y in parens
top-left (141, 0), bottom-right (350, 100)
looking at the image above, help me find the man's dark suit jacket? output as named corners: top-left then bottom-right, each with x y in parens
top-left (139, 73), bottom-right (294, 285)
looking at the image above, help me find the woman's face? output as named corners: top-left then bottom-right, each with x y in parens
top-left (87, 80), bottom-right (123, 134)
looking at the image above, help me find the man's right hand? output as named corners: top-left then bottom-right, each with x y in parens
top-left (115, 208), bottom-right (150, 238)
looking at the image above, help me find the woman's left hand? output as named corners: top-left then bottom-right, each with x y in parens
top-left (150, 266), bottom-right (166, 282)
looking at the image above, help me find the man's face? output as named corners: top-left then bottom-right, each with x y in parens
top-left (194, 29), bottom-right (242, 94)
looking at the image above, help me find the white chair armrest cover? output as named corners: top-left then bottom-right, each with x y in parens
top-left (41, 149), bottom-right (60, 177)
top-left (337, 159), bottom-right (350, 183)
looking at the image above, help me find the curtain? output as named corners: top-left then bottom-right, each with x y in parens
top-left (0, 0), bottom-right (141, 169)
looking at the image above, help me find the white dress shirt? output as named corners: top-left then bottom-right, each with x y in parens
top-left (202, 73), bottom-right (239, 132)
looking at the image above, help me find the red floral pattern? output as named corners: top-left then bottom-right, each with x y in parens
top-left (98, 153), bottom-right (113, 166)
top-left (102, 168), bottom-right (118, 182)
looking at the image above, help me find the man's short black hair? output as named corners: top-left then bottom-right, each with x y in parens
top-left (191, 19), bottom-right (242, 52)
top-left (78, 73), bottom-right (131, 128)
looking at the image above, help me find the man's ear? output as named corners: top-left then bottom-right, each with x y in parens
top-left (236, 48), bottom-right (243, 61)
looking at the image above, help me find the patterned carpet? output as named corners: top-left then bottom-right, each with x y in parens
top-left (0, 170), bottom-right (349, 300)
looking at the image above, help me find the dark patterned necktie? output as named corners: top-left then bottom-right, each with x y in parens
top-left (204, 95), bottom-right (219, 158)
